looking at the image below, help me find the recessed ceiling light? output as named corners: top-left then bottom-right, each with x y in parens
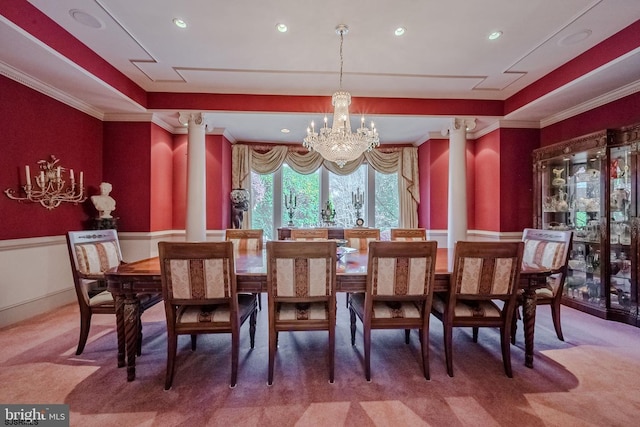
top-left (69, 9), bottom-right (104, 29)
top-left (488, 31), bottom-right (502, 40)
top-left (281, 128), bottom-right (290, 134)
top-left (276, 23), bottom-right (288, 33)
top-left (173, 18), bottom-right (187, 29)
top-left (394, 27), bottom-right (406, 36)
top-left (558, 29), bottom-right (592, 46)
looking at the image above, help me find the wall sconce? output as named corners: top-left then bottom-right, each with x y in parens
top-left (4, 155), bottom-right (86, 210)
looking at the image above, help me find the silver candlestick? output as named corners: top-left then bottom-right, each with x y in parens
top-left (284, 190), bottom-right (297, 226)
top-left (352, 187), bottom-right (364, 226)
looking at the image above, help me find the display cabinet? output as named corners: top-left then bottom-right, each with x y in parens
top-left (533, 127), bottom-right (639, 326)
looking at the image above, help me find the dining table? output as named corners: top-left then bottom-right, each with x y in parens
top-left (106, 247), bottom-right (552, 381)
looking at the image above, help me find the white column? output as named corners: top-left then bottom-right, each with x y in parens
top-left (444, 117), bottom-right (476, 270)
top-left (180, 112), bottom-right (207, 242)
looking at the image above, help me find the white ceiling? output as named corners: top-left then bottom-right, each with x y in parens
top-left (2, 0), bottom-right (640, 144)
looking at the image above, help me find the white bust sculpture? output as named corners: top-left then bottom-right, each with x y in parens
top-left (91, 182), bottom-right (116, 219)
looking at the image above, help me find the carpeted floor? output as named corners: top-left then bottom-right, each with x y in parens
top-left (1, 295), bottom-right (639, 426)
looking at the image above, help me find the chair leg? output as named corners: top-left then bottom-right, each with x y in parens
top-left (76, 311), bottom-right (92, 355)
top-left (191, 334), bottom-right (197, 351)
top-left (420, 326), bottom-right (430, 380)
top-left (511, 306), bottom-right (519, 344)
top-left (551, 301), bottom-right (565, 341)
top-left (444, 323), bottom-right (454, 377)
top-left (364, 325), bottom-right (371, 381)
top-left (137, 317), bottom-right (143, 356)
top-left (500, 326), bottom-right (513, 378)
top-left (328, 325), bottom-right (335, 384)
top-left (249, 309), bottom-right (257, 349)
top-left (405, 329), bottom-right (410, 344)
top-left (231, 329), bottom-right (239, 387)
top-left (268, 328), bottom-right (276, 385)
top-left (349, 307), bottom-right (357, 346)
top-left (255, 293), bottom-right (262, 310)
top-left (472, 327), bottom-right (479, 343)
top-left (165, 333), bottom-right (178, 390)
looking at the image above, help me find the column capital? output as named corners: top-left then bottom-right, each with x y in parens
top-left (178, 112), bottom-right (206, 128)
top-left (441, 117), bottom-right (477, 136)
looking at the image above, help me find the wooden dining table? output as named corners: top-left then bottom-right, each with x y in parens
top-left (106, 247), bottom-right (551, 381)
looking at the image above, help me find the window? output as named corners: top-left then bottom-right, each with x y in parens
top-left (251, 163), bottom-right (399, 238)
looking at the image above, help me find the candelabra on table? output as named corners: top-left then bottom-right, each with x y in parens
top-left (352, 187), bottom-right (364, 226)
top-left (321, 200), bottom-right (336, 226)
top-left (284, 190), bottom-right (297, 226)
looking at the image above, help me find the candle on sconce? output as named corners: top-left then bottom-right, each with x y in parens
top-left (79, 171), bottom-right (83, 189)
top-left (56, 166), bottom-right (61, 180)
top-left (40, 171), bottom-right (45, 186)
top-left (69, 169), bottom-right (74, 183)
top-left (25, 165), bottom-right (31, 187)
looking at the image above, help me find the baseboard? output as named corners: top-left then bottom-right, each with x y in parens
top-left (0, 288), bottom-right (75, 329)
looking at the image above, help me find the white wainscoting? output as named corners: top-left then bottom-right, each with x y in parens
top-left (0, 229), bottom-right (226, 328)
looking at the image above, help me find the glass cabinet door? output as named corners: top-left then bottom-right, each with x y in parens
top-left (609, 146), bottom-right (634, 313)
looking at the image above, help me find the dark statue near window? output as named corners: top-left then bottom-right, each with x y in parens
top-left (230, 188), bottom-right (250, 229)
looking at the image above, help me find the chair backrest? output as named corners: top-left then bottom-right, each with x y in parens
top-left (158, 241), bottom-right (237, 307)
top-left (225, 229), bottom-right (263, 251)
top-left (67, 230), bottom-right (123, 278)
top-left (344, 228), bottom-right (380, 251)
top-left (521, 228), bottom-right (572, 271)
top-left (521, 228), bottom-right (572, 297)
top-left (266, 241), bottom-right (337, 298)
top-left (367, 241), bottom-right (437, 298)
top-left (390, 228), bottom-right (427, 241)
top-left (450, 241), bottom-right (524, 301)
top-left (290, 228), bottom-right (329, 241)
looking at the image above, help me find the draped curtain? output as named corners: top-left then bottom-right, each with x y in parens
top-left (232, 144), bottom-right (420, 228)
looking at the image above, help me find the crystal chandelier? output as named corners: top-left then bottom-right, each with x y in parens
top-left (302, 24), bottom-right (380, 168)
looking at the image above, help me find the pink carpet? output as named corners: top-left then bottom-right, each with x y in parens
top-left (1, 294), bottom-right (639, 426)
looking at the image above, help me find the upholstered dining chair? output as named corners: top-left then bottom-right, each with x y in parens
top-left (349, 240), bottom-right (438, 381)
top-left (290, 228), bottom-right (329, 241)
top-left (390, 228), bottom-right (427, 241)
top-left (515, 228), bottom-right (572, 341)
top-left (66, 230), bottom-right (162, 355)
top-left (225, 228), bottom-right (264, 309)
top-left (432, 241), bottom-right (524, 378)
top-left (158, 241), bottom-right (258, 390)
top-left (343, 228), bottom-right (380, 307)
top-left (266, 240), bottom-right (337, 385)
top-left (343, 228), bottom-right (380, 251)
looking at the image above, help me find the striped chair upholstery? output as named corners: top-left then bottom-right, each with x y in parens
top-left (432, 241), bottom-right (524, 378)
top-left (344, 228), bottom-right (380, 251)
top-left (158, 241), bottom-right (258, 390)
top-left (75, 240), bottom-right (121, 275)
top-left (349, 240), bottom-right (437, 381)
top-left (266, 240), bottom-right (337, 385)
top-left (225, 229), bottom-right (263, 251)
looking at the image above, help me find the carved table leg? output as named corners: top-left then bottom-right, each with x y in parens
top-left (123, 295), bottom-right (141, 381)
top-left (521, 287), bottom-right (537, 368)
top-left (114, 293), bottom-right (126, 368)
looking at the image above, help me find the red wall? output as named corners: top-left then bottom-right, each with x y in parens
top-left (171, 134), bottom-right (232, 230)
top-left (150, 124), bottom-right (174, 231)
top-left (474, 131), bottom-right (501, 231)
top-left (541, 92), bottom-right (640, 146)
top-left (103, 122), bottom-right (152, 232)
top-left (0, 76), bottom-right (103, 239)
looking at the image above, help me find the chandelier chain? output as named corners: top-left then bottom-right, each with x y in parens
top-left (339, 29), bottom-right (344, 89)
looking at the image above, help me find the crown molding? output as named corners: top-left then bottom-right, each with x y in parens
top-left (0, 61), bottom-right (104, 120)
top-left (541, 78), bottom-right (640, 128)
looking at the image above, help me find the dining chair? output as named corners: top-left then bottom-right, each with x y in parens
top-left (66, 230), bottom-right (162, 355)
top-left (266, 240), bottom-right (337, 385)
top-left (390, 228), bottom-right (427, 241)
top-left (432, 241), bottom-right (524, 377)
top-left (343, 228), bottom-right (380, 251)
top-left (225, 228), bottom-right (264, 309)
top-left (290, 228), bottom-right (329, 241)
top-left (349, 240), bottom-right (438, 381)
top-left (515, 228), bottom-right (573, 341)
top-left (158, 241), bottom-right (258, 390)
